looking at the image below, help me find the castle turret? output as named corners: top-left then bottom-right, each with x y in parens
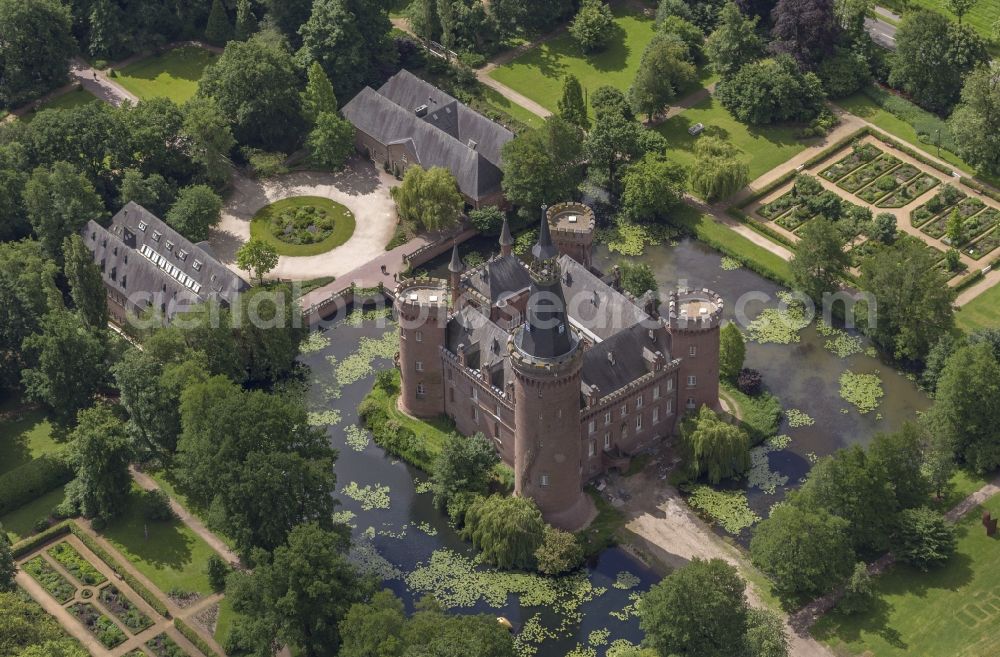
top-left (508, 211), bottom-right (593, 530)
top-left (394, 277), bottom-right (450, 418)
top-left (499, 215), bottom-right (513, 257)
top-left (545, 202), bottom-right (596, 269)
top-left (666, 288), bottom-right (723, 414)
top-left (447, 244), bottom-right (464, 307)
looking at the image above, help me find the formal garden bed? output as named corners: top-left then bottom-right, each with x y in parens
top-left (146, 632), bottom-right (192, 657)
top-left (910, 184), bottom-right (967, 226)
top-left (758, 175), bottom-right (872, 242)
top-left (876, 173), bottom-right (939, 208)
top-left (249, 196), bottom-right (356, 257)
top-left (69, 602), bottom-right (128, 649)
top-left (48, 542), bottom-right (107, 586)
top-left (837, 154), bottom-right (901, 192)
top-left (922, 205), bottom-right (1000, 246)
top-left (965, 227), bottom-right (1000, 260)
top-left (99, 584), bottom-right (154, 633)
top-left (855, 163), bottom-right (919, 204)
top-left (22, 555), bottom-right (76, 603)
top-left (819, 142), bottom-right (881, 182)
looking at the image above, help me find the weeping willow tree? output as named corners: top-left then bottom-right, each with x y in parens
top-left (462, 495), bottom-right (546, 570)
top-left (682, 406), bottom-right (751, 484)
top-left (688, 136), bottom-right (749, 203)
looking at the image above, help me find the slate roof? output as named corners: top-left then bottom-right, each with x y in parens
top-left (557, 256), bottom-right (649, 341)
top-left (581, 323), bottom-right (671, 396)
top-left (342, 70), bottom-right (514, 202)
top-left (447, 305), bottom-right (510, 372)
top-left (466, 254), bottom-right (533, 304)
top-left (82, 202), bottom-right (248, 319)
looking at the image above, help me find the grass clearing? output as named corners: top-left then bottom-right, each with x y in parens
top-left (489, 6), bottom-right (659, 117)
top-left (20, 88), bottom-right (100, 123)
top-left (879, 0), bottom-right (999, 47)
top-left (0, 403), bottom-right (60, 476)
top-left (957, 281), bottom-right (1000, 332)
top-left (813, 493), bottom-right (1000, 657)
top-left (836, 91), bottom-right (1000, 189)
top-left (100, 486), bottom-right (216, 596)
top-left (115, 45), bottom-right (218, 104)
top-left (481, 85), bottom-right (544, 129)
top-left (1, 485), bottom-right (66, 542)
top-left (250, 196), bottom-right (356, 257)
top-left (658, 95), bottom-right (812, 180)
top-left (214, 595), bottom-right (241, 646)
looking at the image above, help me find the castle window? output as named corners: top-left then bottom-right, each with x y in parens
top-left (686, 397), bottom-right (696, 409)
top-left (653, 407), bottom-right (660, 424)
top-left (653, 385), bottom-right (660, 400)
top-left (687, 375), bottom-right (697, 387)
top-left (604, 411), bottom-right (611, 425)
top-left (604, 433), bottom-right (611, 449)
top-left (666, 378), bottom-right (674, 392)
top-left (415, 330), bottom-right (423, 342)
top-left (540, 474), bottom-right (550, 487)
top-left (472, 388), bottom-right (478, 401)
top-left (415, 361), bottom-right (423, 372)
top-left (472, 406), bottom-right (479, 423)
top-left (588, 440), bottom-right (596, 457)
top-left (495, 404), bottom-right (500, 417)
top-left (588, 419), bottom-right (595, 434)
top-left (494, 422), bottom-right (500, 438)
top-left (636, 415), bottom-right (643, 431)
top-left (449, 388), bottom-right (455, 403)
top-left (621, 423), bottom-right (628, 438)
top-left (620, 403), bottom-right (627, 418)
top-left (636, 395), bottom-right (643, 408)
top-left (416, 383), bottom-right (426, 398)
top-left (689, 345), bottom-right (697, 357)
top-left (667, 399), bottom-right (673, 415)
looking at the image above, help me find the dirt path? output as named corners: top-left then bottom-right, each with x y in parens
top-left (617, 468), bottom-right (837, 657)
top-left (130, 467), bottom-right (241, 567)
top-left (69, 58), bottom-right (138, 107)
top-left (683, 194), bottom-right (795, 261)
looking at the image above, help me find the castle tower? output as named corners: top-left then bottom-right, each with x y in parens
top-left (545, 202), bottom-right (596, 269)
top-left (666, 288), bottom-right (723, 414)
top-left (499, 215), bottom-right (513, 257)
top-left (393, 277), bottom-right (450, 418)
top-left (508, 211), bottom-right (593, 530)
top-left (447, 244), bottom-right (464, 307)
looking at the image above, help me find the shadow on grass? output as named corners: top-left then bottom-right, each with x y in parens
top-left (102, 490), bottom-right (196, 573)
top-left (119, 46), bottom-right (217, 83)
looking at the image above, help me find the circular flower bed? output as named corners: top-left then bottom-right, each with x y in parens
top-left (250, 196), bottom-right (356, 257)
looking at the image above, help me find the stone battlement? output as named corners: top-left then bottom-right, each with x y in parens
top-left (393, 277), bottom-right (451, 316)
top-left (666, 288), bottom-right (724, 331)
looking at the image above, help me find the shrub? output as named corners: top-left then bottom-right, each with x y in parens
top-left (33, 518), bottom-right (51, 533)
top-left (206, 554), bottom-right (229, 592)
top-left (139, 490), bottom-right (174, 522)
top-left (468, 206), bottom-right (506, 234)
top-left (534, 526), bottom-right (585, 576)
top-left (894, 507), bottom-right (956, 571)
top-left (0, 452), bottom-right (74, 516)
top-left (11, 521), bottom-right (71, 558)
top-left (737, 368), bottom-right (763, 396)
top-left (838, 562), bottom-right (875, 615)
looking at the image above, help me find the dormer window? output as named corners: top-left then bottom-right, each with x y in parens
top-left (178, 249), bottom-right (188, 261)
top-left (151, 231), bottom-right (161, 242)
top-left (165, 241), bottom-right (174, 252)
top-left (138, 220), bottom-right (147, 231)
top-left (193, 260), bottom-right (203, 271)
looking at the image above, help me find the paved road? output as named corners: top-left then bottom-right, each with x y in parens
top-left (866, 16), bottom-right (898, 49)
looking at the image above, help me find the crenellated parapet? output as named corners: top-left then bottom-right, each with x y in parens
top-left (666, 288), bottom-right (724, 332)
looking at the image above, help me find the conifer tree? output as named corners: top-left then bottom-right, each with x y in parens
top-left (205, 0), bottom-right (232, 46)
top-left (557, 74), bottom-right (590, 130)
top-left (234, 0), bottom-right (258, 40)
top-left (301, 62), bottom-right (339, 126)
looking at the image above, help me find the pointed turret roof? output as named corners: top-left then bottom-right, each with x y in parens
top-left (447, 243), bottom-right (464, 273)
top-left (499, 215), bottom-right (513, 247)
top-left (531, 207), bottom-right (558, 262)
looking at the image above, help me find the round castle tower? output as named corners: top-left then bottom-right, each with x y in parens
top-left (545, 202), bottom-right (595, 269)
top-left (508, 211), bottom-right (594, 530)
top-left (393, 277), bottom-right (450, 418)
top-left (666, 288), bottom-right (723, 413)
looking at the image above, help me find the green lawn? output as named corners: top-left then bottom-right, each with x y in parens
top-left (0, 403), bottom-right (59, 476)
top-left (657, 95), bottom-right (812, 180)
top-left (835, 91), bottom-right (1000, 189)
top-left (250, 196), bottom-right (357, 257)
top-left (21, 88), bottom-right (100, 123)
top-left (481, 85), bottom-right (544, 129)
top-left (813, 493), bottom-right (1000, 657)
top-left (957, 281), bottom-right (1000, 332)
top-left (100, 486), bottom-right (216, 596)
top-left (1, 486), bottom-right (66, 543)
top-left (489, 6), bottom-right (659, 117)
top-left (214, 595), bottom-right (241, 646)
top-left (115, 46), bottom-right (218, 104)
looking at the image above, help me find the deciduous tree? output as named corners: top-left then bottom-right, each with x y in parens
top-left (689, 135), bottom-right (749, 201)
top-left (618, 261), bottom-right (658, 298)
top-left (790, 217), bottom-right (850, 302)
top-left (0, 592), bottom-right (67, 656)
top-left (946, 0), bottom-right (977, 23)
top-left (68, 403), bottom-right (132, 522)
top-left (744, 608), bottom-right (789, 657)
top-left (236, 238), bottom-right (279, 284)
top-left (24, 162), bottom-right (107, 264)
top-left (950, 62), bottom-right (1000, 175)
top-left (619, 152), bottom-right (686, 222)
top-left (770, 0), bottom-right (840, 68)
top-left (750, 504), bottom-right (855, 597)
top-left (569, 0), bottom-right (616, 52)
top-left (501, 116), bottom-right (585, 209)
top-left (638, 558), bottom-right (748, 657)
top-left (234, 0), bottom-right (258, 40)
top-left (0, 0), bottom-right (75, 107)
top-left (63, 235), bottom-right (109, 332)
top-left (308, 112), bottom-right (355, 169)
top-left (118, 169), bottom-right (176, 216)
top-left (462, 495), bottom-right (546, 570)
top-left (431, 432), bottom-right (499, 510)
top-left (705, 3), bottom-right (765, 79)
top-left (0, 528), bottom-right (14, 592)
top-left (895, 507), bottom-right (957, 570)
top-left (391, 166), bottom-right (464, 232)
top-left (681, 405), bottom-right (751, 483)
top-left (629, 32), bottom-right (697, 121)
top-left (182, 97), bottom-right (236, 187)
top-left (719, 322), bottom-right (746, 382)
top-left (716, 56), bottom-right (826, 124)
top-left (534, 527), bottom-right (584, 575)
top-left (166, 185), bottom-right (223, 242)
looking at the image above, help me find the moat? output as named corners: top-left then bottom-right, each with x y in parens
top-left (307, 236), bottom-right (930, 657)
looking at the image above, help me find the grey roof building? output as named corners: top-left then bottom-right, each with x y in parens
top-left (341, 70), bottom-right (514, 207)
top-left (82, 202), bottom-right (249, 326)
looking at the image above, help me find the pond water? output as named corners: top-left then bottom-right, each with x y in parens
top-left (312, 235), bottom-right (929, 656)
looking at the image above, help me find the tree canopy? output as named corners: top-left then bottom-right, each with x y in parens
top-left (681, 405), bottom-right (751, 483)
top-left (501, 116), bottom-right (585, 209)
top-left (67, 403), bottom-right (133, 522)
top-left (950, 62), bottom-right (1000, 176)
top-left (629, 32), bottom-right (697, 121)
top-left (790, 217), bottom-right (850, 302)
top-left (569, 0), bottom-right (616, 52)
top-left (716, 56), bottom-right (826, 125)
top-left (462, 495), bottom-right (546, 570)
top-left (0, 0), bottom-right (75, 108)
top-left (392, 166), bottom-right (464, 232)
